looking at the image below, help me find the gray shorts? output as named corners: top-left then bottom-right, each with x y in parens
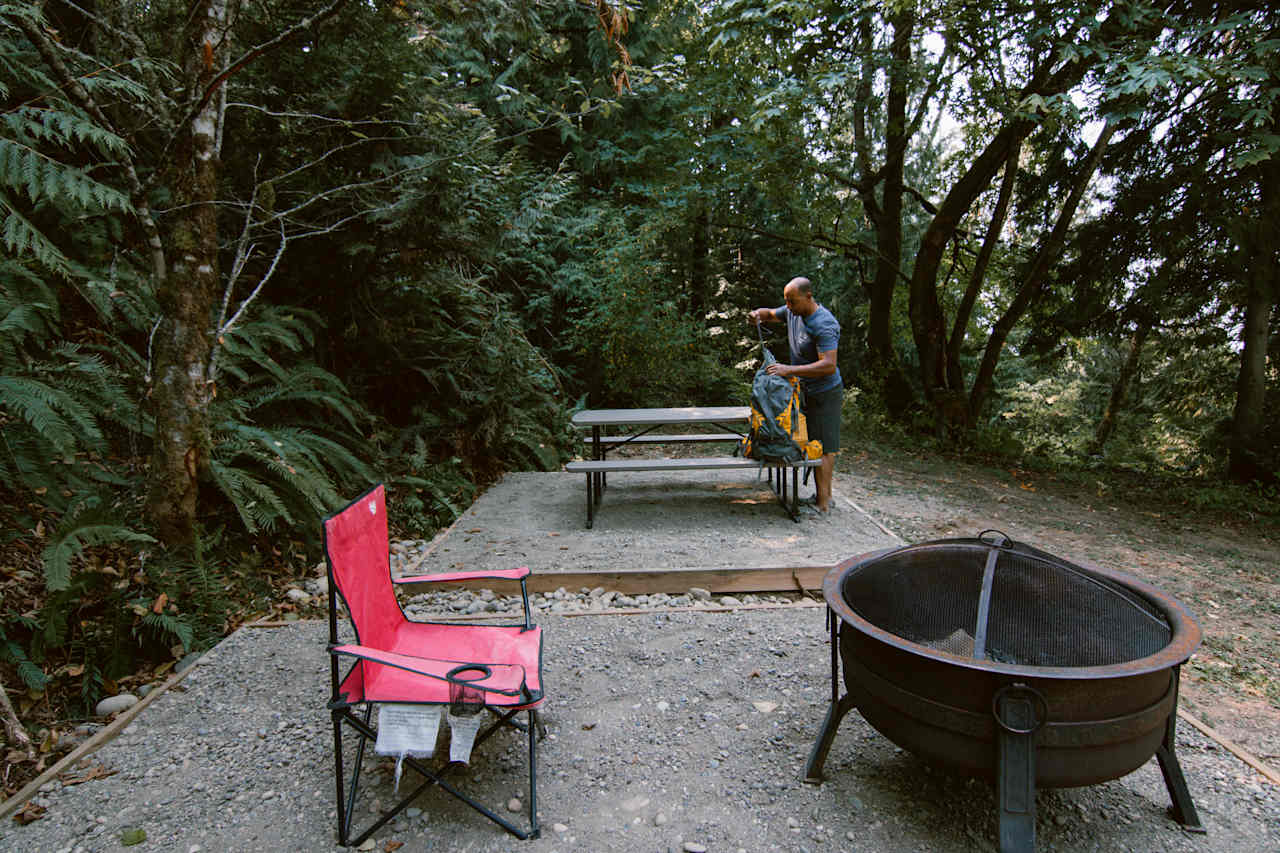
top-left (803, 385), bottom-right (842, 455)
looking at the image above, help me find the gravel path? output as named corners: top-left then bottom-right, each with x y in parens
top-left (2, 468), bottom-right (1276, 852)
top-left (3, 609), bottom-right (1276, 853)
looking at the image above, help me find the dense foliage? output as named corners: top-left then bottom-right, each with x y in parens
top-left (0, 0), bottom-right (1275, 777)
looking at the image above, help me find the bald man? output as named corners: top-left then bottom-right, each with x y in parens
top-left (748, 277), bottom-right (843, 512)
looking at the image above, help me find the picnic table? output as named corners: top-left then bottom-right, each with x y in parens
top-left (566, 407), bottom-right (820, 527)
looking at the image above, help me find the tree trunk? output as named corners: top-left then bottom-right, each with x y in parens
top-left (946, 143), bottom-right (1019, 392)
top-left (1092, 320), bottom-right (1151, 452)
top-left (967, 123), bottom-right (1116, 421)
top-left (1228, 157), bottom-right (1279, 483)
top-left (0, 673), bottom-right (34, 760)
top-left (144, 0), bottom-right (229, 545)
top-left (908, 17), bottom-right (1124, 402)
top-left (860, 10), bottom-right (915, 415)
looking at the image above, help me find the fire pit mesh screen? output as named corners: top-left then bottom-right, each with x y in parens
top-left (841, 539), bottom-right (1172, 667)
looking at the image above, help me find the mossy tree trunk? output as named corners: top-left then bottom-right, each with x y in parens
top-left (144, 0), bottom-right (228, 546)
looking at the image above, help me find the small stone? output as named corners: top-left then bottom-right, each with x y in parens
top-left (405, 807), bottom-right (422, 819)
top-left (689, 587), bottom-right (712, 600)
top-left (683, 844), bottom-right (707, 853)
top-left (656, 701), bottom-right (670, 712)
top-left (751, 700), bottom-right (778, 714)
top-left (357, 840), bottom-right (376, 851)
top-left (621, 795), bottom-right (650, 812)
top-left (654, 812), bottom-right (668, 826)
top-left (719, 596), bottom-right (742, 607)
top-left (507, 798), bottom-right (522, 813)
top-left (285, 588), bottom-right (310, 604)
top-left (95, 694), bottom-right (139, 716)
top-left (553, 823), bottom-right (569, 833)
top-left (787, 816), bottom-right (801, 828)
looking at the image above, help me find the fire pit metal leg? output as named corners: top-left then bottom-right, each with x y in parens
top-left (1156, 667), bottom-right (1204, 832)
top-left (805, 608), bottom-right (855, 783)
top-left (803, 693), bottom-right (858, 783)
top-left (994, 684), bottom-right (1045, 853)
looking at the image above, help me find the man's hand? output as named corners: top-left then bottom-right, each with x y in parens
top-left (748, 308), bottom-right (773, 325)
top-left (765, 363), bottom-right (791, 377)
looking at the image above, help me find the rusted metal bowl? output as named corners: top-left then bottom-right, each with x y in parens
top-left (824, 536), bottom-right (1201, 788)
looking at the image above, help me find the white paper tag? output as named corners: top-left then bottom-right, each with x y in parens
top-left (375, 704), bottom-right (441, 758)
top-left (447, 711), bottom-right (484, 764)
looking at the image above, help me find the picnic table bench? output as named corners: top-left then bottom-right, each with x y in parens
top-left (567, 407), bottom-right (820, 528)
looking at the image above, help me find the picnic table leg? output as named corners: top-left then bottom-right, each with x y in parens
top-left (791, 466), bottom-right (800, 522)
top-left (585, 471), bottom-right (594, 528)
top-left (592, 426), bottom-right (604, 504)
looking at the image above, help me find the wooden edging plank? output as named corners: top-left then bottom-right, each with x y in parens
top-left (1178, 708), bottom-right (1280, 785)
top-left (395, 565), bottom-right (832, 596)
top-left (0, 663), bottom-right (199, 822)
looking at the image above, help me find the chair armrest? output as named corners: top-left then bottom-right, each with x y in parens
top-left (395, 566), bottom-right (531, 584)
top-left (329, 643), bottom-right (528, 697)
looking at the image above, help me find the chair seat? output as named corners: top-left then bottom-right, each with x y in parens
top-left (338, 621), bottom-right (543, 708)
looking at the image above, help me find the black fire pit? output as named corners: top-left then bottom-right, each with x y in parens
top-left (804, 532), bottom-right (1203, 852)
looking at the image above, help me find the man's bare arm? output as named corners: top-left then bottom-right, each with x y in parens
top-left (767, 348), bottom-right (838, 379)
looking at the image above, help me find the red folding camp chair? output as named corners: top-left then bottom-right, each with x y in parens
top-left (324, 484), bottom-right (545, 845)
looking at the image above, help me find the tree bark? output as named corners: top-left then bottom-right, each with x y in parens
top-left (1092, 320), bottom-right (1151, 452)
top-left (1227, 156), bottom-right (1279, 483)
top-left (0, 673), bottom-right (34, 759)
top-left (144, 0), bottom-right (229, 545)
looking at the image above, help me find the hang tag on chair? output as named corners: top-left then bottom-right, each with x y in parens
top-left (376, 704), bottom-right (442, 791)
top-left (375, 704), bottom-right (442, 757)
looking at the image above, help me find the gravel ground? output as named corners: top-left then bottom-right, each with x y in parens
top-left (2, 469), bottom-right (1276, 852)
top-left (2, 611), bottom-right (1275, 853)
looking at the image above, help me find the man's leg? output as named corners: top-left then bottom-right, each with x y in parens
top-left (816, 453), bottom-right (835, 511)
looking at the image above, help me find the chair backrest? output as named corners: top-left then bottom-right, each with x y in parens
top-left (323, 484), bottom-right (402, 648)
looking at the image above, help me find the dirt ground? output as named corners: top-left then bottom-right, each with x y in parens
top-left (2, 445), bottom-right (1276, 852)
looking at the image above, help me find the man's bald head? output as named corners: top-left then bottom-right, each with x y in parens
top-left (783, 276), bottom-right (816, 316)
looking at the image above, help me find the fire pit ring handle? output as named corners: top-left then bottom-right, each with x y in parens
top-left (977, 529), bottom-right (1011, 548)
top-left (992, 683), bottom-right (1048, 735)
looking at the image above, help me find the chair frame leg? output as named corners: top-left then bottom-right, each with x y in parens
top-left (333, 702), bottom-right (543, 846)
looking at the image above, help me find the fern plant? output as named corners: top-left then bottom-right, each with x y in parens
top-left (208, 303), bottom-right (374, 533)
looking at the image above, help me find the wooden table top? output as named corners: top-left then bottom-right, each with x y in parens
top-left (571, 406), bottom-right (750, 427)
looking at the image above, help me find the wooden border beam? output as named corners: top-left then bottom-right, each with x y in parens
top-left (394, 564), bottom-right (832, 595)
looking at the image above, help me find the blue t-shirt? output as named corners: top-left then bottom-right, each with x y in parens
top-left (772, 303), bottom-right (842, 394)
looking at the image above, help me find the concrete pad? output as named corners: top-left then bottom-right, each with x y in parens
top-left (410, 471), bottom-right (896, 576)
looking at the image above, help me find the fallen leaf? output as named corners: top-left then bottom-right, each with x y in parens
top-left (121, 827), bottom-right (146, 846)
top-left (581, 722), bottom-right (596, 730)
top-left (12, 802), bottom-right (45, 825)
top-left (152, 592), bottom-right (168, 614)
top-left (383, 842), bottom-right (404, 852)
top-left (466, 528), bottom-right (483, 533)
top-left (61, 764), bottom-right (118, 785)
top-left (748, 670), bottom-right (761, 678)
top-left (751, 700), bottom-right (778, 713)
